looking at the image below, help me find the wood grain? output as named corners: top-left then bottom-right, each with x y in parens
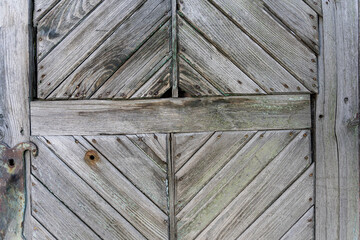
top-left (179, 0), bottom-right (310, 94)
top-left (31, 95), bottom-right (311, 135)
top-left (316, 0), bottom-right (359, 239)
top-left (196, 130), bottom-right (312, 240)
top-left (303, 0), bottom-right (322, 16)
top-left (48, 0), bottom-right (170, 99)
top-left (0, 1), bottom-right (31, 238)
top-left (90, 22), bottom-right (171, 99)
top-left (37, 0), bottom-right (145, 98)
top-left (33, 0), bottom-right (60, 23)
top-left (178, 17), bottom-right (264, 95)
top-left (237, 165), bottom-right (314, 240)
top-left (210, 0), bottom-right (318, 91)
top-left (178, 57), bottom-right (223, 97)
top-left (41, 135), bottom-right (168, 239)
top-left (83, 135), bottom-right (168, 212)
top-left (264, 0), bottom-right (319, 53)
top-left (280, 207), bottom-right (314, 240)
top-left (37, 0), bottom-right (102, 60)
top-left (31, 137), bottom-right (146, 240)
top-left (32, 217), bottom-right (56, 240)
top-left (31, 177), bottom-right (101, 240)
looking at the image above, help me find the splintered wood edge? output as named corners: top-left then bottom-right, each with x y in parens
top-left (30, 95), bottom-right (311, 135)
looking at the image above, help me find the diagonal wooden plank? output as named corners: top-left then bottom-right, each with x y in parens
top-left (179, 0), bottom-right (309, 94)
top-left (280, 207), bottom-right (314, 240)
top-left (197, 130), bottom-right (312, 239)
top-left (90, 22), bottom-right (171, 99)
top-left (175, 131), bottom-right (256, 213)
top-left (31, 177), bottom-right (101, 240)
top-left (237, 165), bottom-right (314, 240)
top-left (178, 17), bottom-right (265, 95)
top-left (37, 0), bottom-right (102, 60)
top-left (131, 59), bottom-right (171, 99)
top-left (33, 0), bottom-right (60, 23)
top-left (32, 137), bottom-right (146, 240)
top-left (84, 135), bottom-right (168, 212)
top-left (127, 134), bottom-right (167, 172)
top-left (133, 133), bottom-right (168, 165)
top-left (41, 135), bottom-right (168, 239)
top-left (303, 0), bottom-right (322, 16)
top-left (179, 57), bottom-right (223, 96)
top-left (264, 0), bottom-right (319, 53)
top-left (178, 130), bottom-right (308, 240)
top-left (173, 131), bottom-right (214, 173)
top-left (37, 0), bottom-right (145, 98)
top-left (31, 95), bottom-right (311, 135)
top-left (48, 0), bottom-right (170, 99)
top-left (32, 217), bottom-right (56, 240)
top-left (210, 0), bottom-right (318, 91)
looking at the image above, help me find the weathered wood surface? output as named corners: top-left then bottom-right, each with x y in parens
top-left (39, 135), bottom-right (168, 239)
top-left (31, 95), bottom-right (311, 135)
top-left (32, 217), bottom-right (56, 240)
top-left (178, 17), bottom-right (264, 95)
top-left (31, 137), bottom-right (146, 239)
top-left (179, 0), bottom-right (318, 95)
top-left (37, 0), bottom-right (145, 98)
top-left (32, 176), bottom-right (101, 240)
top-left (33, 0), bottom-right (59, 23)
top-left (179, 130), bottom-right (311, 239)
top-left (316, 0), bottom-right (359, 240)
top-left (280, 207), bottom-right (314, 240)
top-left (37, 0), bottom-right (102, 60)
top-left (263, 0), bottom-right (319, 53)
top-left (0, 1), bottom-right (31, 239)
top-left (238, 165), bottom-right (314, 240)
top-left (303, 0), bottom-right (322, 16)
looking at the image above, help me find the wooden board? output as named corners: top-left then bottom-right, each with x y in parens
top-left (31, 95), bottom-right (311, 135)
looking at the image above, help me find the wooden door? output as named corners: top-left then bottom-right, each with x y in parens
top-left (6, 0), bottom-right (350, 239)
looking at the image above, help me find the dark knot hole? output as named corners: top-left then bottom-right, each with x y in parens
top-left (8, 159), bottom-right (15, 168)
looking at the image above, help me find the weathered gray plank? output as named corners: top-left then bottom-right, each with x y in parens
top-left (178, 17), bottom-right (265, 95)
top-left (196, 130), bottom-right (311, 240)
top-left (131, 60), bottom-right (171, 99)
top-left (31, 137), bottom-right (145, 240)
top-left (37, 0), bottom-right (102, 60)
top-left (173, 132), bottom-right (214, 172)
top-left (178, 57), bottom-right (223, 96)
top-left (91, 22), bottom-right (171, 99)
top-left (83, 135), bottom-right (168, 212)
top-left (303, 0), bottom-right (322, 16)
top-left (0, 1), bottom-right (30, 238)
top-left (264, 0), bottom-right (319, 53)
top-left (33, 0), bottom-right (59, 23)
top-left (237, 165), bottom-right (314, 240)
top-left (171, 0), bottom-right (178, 97)
top-left (32, 217), bottom-right (56, 240)
top-left (280, 207), bottom-right (314, 240)
top-left (175, 131), bottom-right (256, 213)
top-left (316, 0), bottom-right (359, 239)
top-left (180, 130), bottom-right (310, 240)
top-left (31, 95), bottom-right (311, 135)
top-left (47, 0), bottom-right (170, 99)
top-left (31, 177), bottom-right (101, 240)
top-left (37, 0), bottom-right (145, 98)
top-left (210, 0), bottom-right (318, 91)
top-left (41, 135), bottom-right (168, 239)
top-left (127, 134), bottom-right (168, 172)
top-left (179, 0), bottom-right (310, 93)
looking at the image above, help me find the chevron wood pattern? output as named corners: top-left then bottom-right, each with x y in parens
top-left (174, 130), bottom-right (313, 240)
top-left (34, 0), bottom-right (320, 99)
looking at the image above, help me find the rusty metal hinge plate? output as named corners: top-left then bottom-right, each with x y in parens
top-left (0, 142), bottom-right (37, 239)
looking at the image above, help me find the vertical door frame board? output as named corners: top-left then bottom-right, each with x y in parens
top-left (0, 0), bottom-right (32, 239)
top-left (315, 0), bottom-right (359, 240)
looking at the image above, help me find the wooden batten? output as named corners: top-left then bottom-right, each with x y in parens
top-left (30, 95), bottom-right (311, 135)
